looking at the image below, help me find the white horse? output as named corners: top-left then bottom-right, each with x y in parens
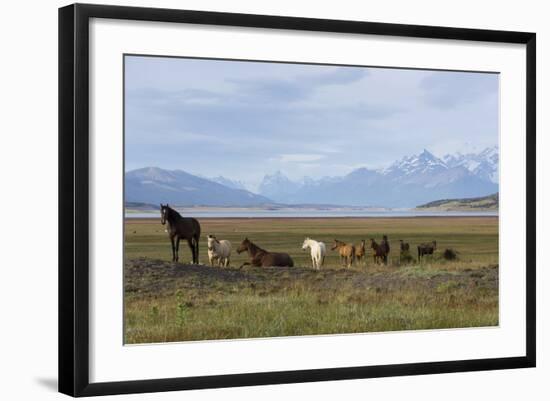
top-left (302, 237), bottom-right (326, 269)
top-left (207, 235), bottom-right (232, 267)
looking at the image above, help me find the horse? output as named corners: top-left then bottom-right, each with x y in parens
top-left (370, 238), bottom-right (388, 265)
top-left (418, 240), bottom-right (437, 260)
top-left (160, 204), bottom-right (201, 263)
top-left (399, 239), bottom-right (412, 264)
top-left (236, 238), bottom-right (294, 268)
top-left (302, 237), bottom-right (326, 269)
top-left (207, 235), bottom-right (232, 267)
top-left (355, 239), bottom-right (366, 265)
top-left (331, 239), bottom-right (355, 267)
top-left (380, 235), bottom-right (390, 264)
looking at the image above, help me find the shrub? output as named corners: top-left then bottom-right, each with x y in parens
top-left (443, 248), bottom-right (458, 261)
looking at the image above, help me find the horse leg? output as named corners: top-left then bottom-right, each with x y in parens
top-left (186, 238), bottom-right (194, 263)
top-left (175, 237), bottom-right (180, 262)
top-left (170, 236), bottom-right (176, 262)
top-left (194, 236), bottom-right (200, 264)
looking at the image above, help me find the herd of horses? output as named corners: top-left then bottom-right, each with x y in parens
top-left (159, 204), bottom-right (439, 269)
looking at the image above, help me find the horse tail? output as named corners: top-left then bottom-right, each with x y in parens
top-left (288, 256), bottom-right (294, 267)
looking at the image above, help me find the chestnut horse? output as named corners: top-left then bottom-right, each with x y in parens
top-left (355, 239), bottom-right (366, 265)
top-left (331, 239), bottom-right (355, 267)
top-left (236, 238), bottom-right (294, 268)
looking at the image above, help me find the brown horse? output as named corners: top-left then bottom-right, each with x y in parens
top-left (160, 204), bottom-right (201, 263)
top-left (355, 239), bottom-right (366, 265)
top-left (370, 238), bottom-right (388, 265)
top-left (418, 240), bottom-right (437, 260)
top-left (236, 238), bottom-right (294, 268)
top-left (399, 240), bottom-right (413, 264)
top-left (331, 239), bottom-right (355, 267)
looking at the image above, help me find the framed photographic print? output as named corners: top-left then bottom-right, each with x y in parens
top-left (58, 3), bottom-right (536, 397)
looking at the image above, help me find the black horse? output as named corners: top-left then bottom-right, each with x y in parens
top-left (160, 204), bottom-right (201, 263)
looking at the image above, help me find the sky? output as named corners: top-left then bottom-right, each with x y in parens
top-left (125, 55), bottom-right (499, 190)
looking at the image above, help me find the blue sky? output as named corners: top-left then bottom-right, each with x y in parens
top-left (125, 55), bottom-right (499, 189)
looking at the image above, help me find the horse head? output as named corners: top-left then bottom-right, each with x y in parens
top-left (207, 235), bottom-right (217, 251)
top-left (302, 238), bottom-right (311, 251)
top-left (160, 203), bottom-right (169, 225)
top-left (331, 239), bottom-right (342, 250)
top-left (237, 238), bottom-right (251, 254)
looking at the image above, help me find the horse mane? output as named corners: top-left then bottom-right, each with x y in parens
top-left (165, 205), bottom-right (183, 221)
top-left (247, 239), bottom-right (266, 254)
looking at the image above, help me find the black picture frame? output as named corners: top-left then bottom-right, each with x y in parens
top-left (59, 3), bottom-right (536, 397)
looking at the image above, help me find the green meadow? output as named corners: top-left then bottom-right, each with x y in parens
top-left (124, 216), bottom-right (498, 344)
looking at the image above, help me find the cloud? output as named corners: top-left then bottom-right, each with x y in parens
top-left (124, 57), bottom-right (498, 183)
top-left (226, 67), bottom-right (369, 105)
top-left (420, 71), bottom-right (498, 109)
top-left (275, 154), bottom-right (325, 163)
top-left (301, 67), bottom-right (369, 86)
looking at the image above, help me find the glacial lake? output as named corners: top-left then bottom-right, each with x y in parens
top-left (126, 209), bottom-right (498, 219)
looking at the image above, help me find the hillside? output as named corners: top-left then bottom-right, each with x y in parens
top-left (125, 167), bottom-right (272, 207)
top-left (416, 193), bottom-right (498, 211)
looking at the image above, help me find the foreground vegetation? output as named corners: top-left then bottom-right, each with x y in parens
top-left (124, 217), bottom-right (498, 344)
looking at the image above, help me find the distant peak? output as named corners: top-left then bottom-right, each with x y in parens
top-left (419, 149), bottom-right (435, 158)
top-left (264, 170), bottom-right (288, 180)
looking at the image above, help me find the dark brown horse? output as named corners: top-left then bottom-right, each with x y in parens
top-left (380, 235), bottom-right (390, 264)
top-left (236, 238), bottom-right (294, 268)
top-left (331, 239), bottom-right (355, 267)
top-left (160, 204), bottom-right (201, 263)
top-left (418, 240), bottom-right (437, 260)
top-left (370, 238), bottom-right (388, 265)
top-left (399, 240), bottom-right (413, 264)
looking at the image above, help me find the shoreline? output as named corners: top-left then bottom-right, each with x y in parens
top-left (125, 215), bottom-right (498, 221)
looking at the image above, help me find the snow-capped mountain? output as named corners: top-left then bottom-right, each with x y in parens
top-left (257, 171), bottom-right (304, 202)
top-left (443, 146), bottom-right (499, 183)
top-left (257, 148), bottom-right (499, 207)
top-left (208, 176), bottom-right (248, 190)
top-left (126, 148), bottom-right (498, 208)
top-left (383, 149), bottom-right (448, 177)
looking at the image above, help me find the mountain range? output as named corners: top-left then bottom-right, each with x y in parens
top-left (257, 147), bottom-right (498, 207)
top-left (125, 147), bottom-right (498, 208)
top-left (125, 167), bottom-right (271, 206)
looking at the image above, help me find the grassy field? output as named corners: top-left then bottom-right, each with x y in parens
top-left (124, 216), bottom-right (498, 344)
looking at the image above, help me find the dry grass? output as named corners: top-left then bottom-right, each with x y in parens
top-left (124, 216), bottom-right (498, 344)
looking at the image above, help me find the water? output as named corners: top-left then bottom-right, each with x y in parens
top-left (126, 209), bottom-right (498, 219)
